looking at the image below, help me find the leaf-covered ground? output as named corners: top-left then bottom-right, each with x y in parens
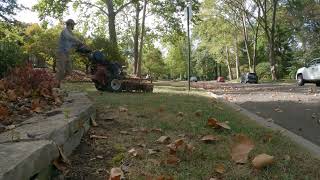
top-left (61, 82), bottom-right (320, 180)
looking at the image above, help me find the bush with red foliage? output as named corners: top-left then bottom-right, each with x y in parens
top-left (0, 64), bottom-right (62, 125)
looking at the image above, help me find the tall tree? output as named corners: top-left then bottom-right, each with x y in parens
top-left (0, 0), bottom-right (21, 22)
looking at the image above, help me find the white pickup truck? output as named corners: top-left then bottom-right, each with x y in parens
top-left (296, 58), bottom-right (320, 86)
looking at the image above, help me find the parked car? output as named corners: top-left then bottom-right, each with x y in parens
top-left (240, 73), bottom-right (258, 84)
top-left (296, 58), bottom-right (320, 86)
top-left (190, 76), bottom-right (198, 82)
top-left (217, 76), bottom-right (225, 82)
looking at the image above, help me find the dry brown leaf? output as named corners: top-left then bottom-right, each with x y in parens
top-left (119, 106), bottom-right (128, 112)
top-left (252, 154), bottom-right (274, 169)
top-left (195, 110), bottom-right (202, 117)
top-left (0, 105), bottom-right (9, 120)
top-left (201, 135), bottom-right (220, 143)
top-left (216, 122), bottom-right (231, 130)
top-left (54, 97), bottom-right (63, 105)
top-left (128, 148), bottom-right (138, 157)
top-left (262, 133), bottom-right (273, 143)
top-left (147, 149), bottom-right (159, 155)
top-left (215, 164), bottom-right (225, 174)
top-left (165, 155), bottom-right (180, 165)
top-left (156, 136), bottom-right (171, 144)
top-left (108, 167), bottom-right (124, 180)
top-left (52, 158), bottom-right (69, 175)
top-left (140, 127), bottom-right (149, 133)
top-left (151, 128), bottom-right (163, 133)
top-left (185, 143), bottom-right (195, 153)
top-left (90, 135), bottom-right (108, 139)
top-left (207, 118), bottom-right (218, 127)
top-left (7, 90), bottom-right (17, 102)
top-left (120, 131), bottom-right (129, 135)
top-left (166, 143), bottom-right (177, 155)
top-left (159, 106), bottom-right (165, 112)
top-left (177, 112), bottom-right (184, 117)
top-left (231, 134), bottom-right (255, 164)
top-left (174, 138), bottom-right (185, 148)
top-left (31, 98), bottom-right (42, 112)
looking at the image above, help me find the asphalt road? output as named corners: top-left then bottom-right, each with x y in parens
top-left (195, 81), bottom-right (320, 146)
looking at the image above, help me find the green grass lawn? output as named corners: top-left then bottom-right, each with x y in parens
top-left (63, 82), bottom-right (320, 180)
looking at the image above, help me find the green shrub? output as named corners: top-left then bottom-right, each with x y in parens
top-left (256, 62), bottom-right (271, 80)
top-left (0, 40), bottom-right (24, 78)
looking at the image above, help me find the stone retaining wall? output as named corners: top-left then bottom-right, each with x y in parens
top-left (0, 92), bottom-right (96, 180)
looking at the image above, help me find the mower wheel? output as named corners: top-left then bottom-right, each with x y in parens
top-left (108, 79), bottom-right (122, 92)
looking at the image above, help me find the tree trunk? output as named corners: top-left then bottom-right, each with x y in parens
top-left (242, 13), bottom-right (252, 72)
top-left (133, 2), bottom-right (140, 75)
top-left (106, 0), bottom-right (118, 47)
top-left (234, 35), bottom-right (240, 79)
top-left (252, 10), bottom-right (260, 73)
top-left (269, 0), bottom-right (278, 80)
top-left (137, 0), bottom-right (147, 77)
top-left (225, 46), bottom-right (233, 80)
top-left (214, 61), bottom-right (218, 79)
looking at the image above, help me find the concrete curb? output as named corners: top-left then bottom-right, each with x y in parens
top-left (208, 92), bottom-right (320, 160)
top-left (0, 92), bottom-right (96, 180)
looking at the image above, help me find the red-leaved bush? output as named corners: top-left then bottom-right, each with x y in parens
top-left (0, 64), bottom-right (58, 99)
top-left (0, 64), bottom-right (62, 125)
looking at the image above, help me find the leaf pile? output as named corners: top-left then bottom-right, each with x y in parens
top-left (0, 64), bottom-right (63, 127)
top-left (64, 70), bottom-right (91, 82)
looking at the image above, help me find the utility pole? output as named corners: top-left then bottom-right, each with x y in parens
top-left (186, 2), bottom-right (191, 91)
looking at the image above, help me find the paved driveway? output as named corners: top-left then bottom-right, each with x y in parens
top-left (194, 82), bottom-right (320, 146)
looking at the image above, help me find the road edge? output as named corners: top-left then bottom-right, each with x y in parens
top-left (208, 92), bottom-right (320, 160)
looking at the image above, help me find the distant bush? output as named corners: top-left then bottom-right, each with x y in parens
top-left (0, 40), bottom-right (24, 78)
top-left (256, 62), bottom-right (271, 80)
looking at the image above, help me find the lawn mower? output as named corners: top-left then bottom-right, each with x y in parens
top-left (76, 45), bottom-right (153, 92)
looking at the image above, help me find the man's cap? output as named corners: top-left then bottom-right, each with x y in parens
top-left (66, 19), bottom-right (76, 25)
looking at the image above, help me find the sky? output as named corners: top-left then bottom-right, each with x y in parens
top-left (15, 0), bottom-right (78, 24)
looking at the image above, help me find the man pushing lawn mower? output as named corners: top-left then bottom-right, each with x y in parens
top-left (56, 19), bottom-right (83, 86)
top-left (56, 19), bottom-right (153, 92)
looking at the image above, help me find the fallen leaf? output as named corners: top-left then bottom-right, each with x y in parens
top-left (216, 122), bottom-right (231, 130)
top-left (252, 153), bottom-right (274, 169)
top-left (165, 155), bottom-right (180, 165)
top-left (7, 90), bottom-right (17, 102)
top-left (166, 143), bottom-right (177, 155)
top-left (195, 110), bottom-right (202, 117)
top-left (207, 118), bottom-right (218, 127)
top-left (90, 135), bottom-right (108, 139)
top-left (108, 167), bottom-right (125, 180)
top-left (0, 105), bottom-right (9, 120)
top-left (177, 112), bottom-right (184, 117)
top-left (159, 106), bottom-right (165, 112)
top-left (96, 155), bottom-right (103, 159)
top-left (119, 106), bottom-right (128, 112)
top-left (201, 135), bottom-right (220, 143)
top-left (231, 134), bottom-right (255, 164)
top-left (185, 143), bottom-right (195, 153)
top-left (215, 164), bottom-right (225, 174)
top-left (31, 98), bottom-right (42, 112)
top-left (120, 131), bottom-right (129, 135)
top-left (147, 149), bottom-right (159, 155)
top-left (140, 127), bottom-right (149, 133)
top-left (52, 158), bottom-right (69, 175)
top-left (174, 138), bottom-right (185, 148)
top-left (156, 136), bottom-right (171, 144)
top-left (128, 148), bottom-right (138, 157)
top-left (151, 128), bottom-right (163, 133)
